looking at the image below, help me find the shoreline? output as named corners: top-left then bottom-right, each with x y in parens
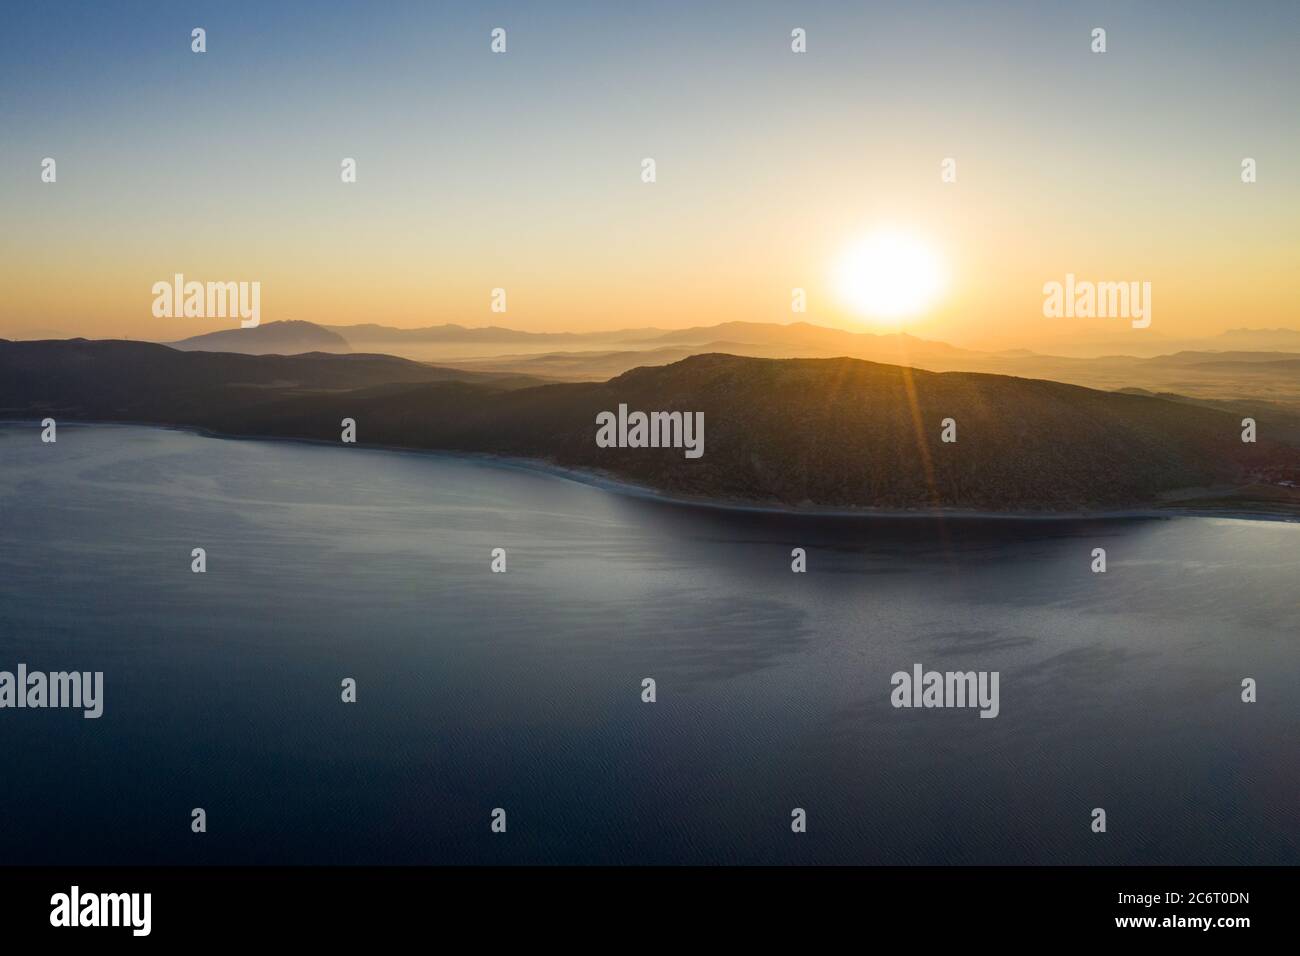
top-left (5, 418), bottom-right (1298, 523)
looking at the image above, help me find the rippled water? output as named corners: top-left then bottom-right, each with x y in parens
top-left (0, 423), bottom-right (1295, 864)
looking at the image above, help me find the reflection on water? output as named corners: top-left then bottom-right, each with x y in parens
top-left (0, 423), bottom-right (1296, 864)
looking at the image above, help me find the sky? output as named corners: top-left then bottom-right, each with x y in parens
top-left (1, 0), bottom-right (1297, 349)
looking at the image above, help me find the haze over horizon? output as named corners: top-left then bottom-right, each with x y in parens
top-left (2, 0), bottom-right (1297, 350)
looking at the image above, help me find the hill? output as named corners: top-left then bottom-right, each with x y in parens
top-left (0, 339), bottom-right (544, 422)
top-left (633, 320), bottom-right (969, 356)
top-left (170, 320), bottom-right (352, 354)
top-left (151, 321), bottom-right (1300, 410)
top-left (4, 342), bottom-right (1296, 513)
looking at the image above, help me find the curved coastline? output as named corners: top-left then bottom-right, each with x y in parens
top-left (3, 417), bottom-right (1298, 523)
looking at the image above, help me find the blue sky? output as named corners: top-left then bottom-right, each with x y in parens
top-left (2, 1), bottom-right (1297, 343)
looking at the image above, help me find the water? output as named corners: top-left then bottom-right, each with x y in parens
top-left (0, 423), bottom-right (1296, 865)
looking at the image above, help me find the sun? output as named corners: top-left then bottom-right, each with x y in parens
top-left (833, 230), bottom-right (947, 325)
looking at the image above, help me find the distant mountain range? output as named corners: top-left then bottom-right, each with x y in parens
top-left (171, 319), bottom-right (973, 363)
top-left (162, 320), bottom-right (1300, 410)
top-left (4, 339), bottom-right (1297, 514)
top-left (322, 322), bottom-right (610, 345)
top-left (163, 319), bottom-right (1300, 361)
top-left (1211, 328), bottom-right (1300, 351)
top-left (169, 320), bottom-right (352, 354)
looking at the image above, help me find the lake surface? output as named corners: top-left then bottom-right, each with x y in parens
top-left (0, 423), bottom-right (1296, 865)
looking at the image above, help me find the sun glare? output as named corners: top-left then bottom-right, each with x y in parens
top-left (834, 230), bottom-right (946, 325)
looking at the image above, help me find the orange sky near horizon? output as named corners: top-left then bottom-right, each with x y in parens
top-left (3, 3), bottom-right (1297, 351)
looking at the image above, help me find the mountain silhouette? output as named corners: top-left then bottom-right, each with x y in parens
top-left (170, 320), bottom-right (352, 354)
top-left (4, 341), bottom-right (1296, 513)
